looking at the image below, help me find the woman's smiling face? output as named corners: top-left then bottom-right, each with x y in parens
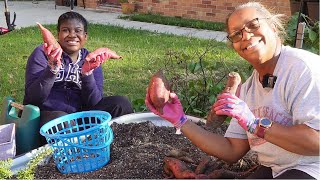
top-left (58, 19), bottom-right (87, 56)
top-left (227, 8), bottom-right (277, 66)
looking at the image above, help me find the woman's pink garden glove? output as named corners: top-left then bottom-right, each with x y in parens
top-left (43, 43), bottom-right (62, 74)
top-left (145, 91), bottom-right (187, 129)
top-left (213, 93), bottom-right (258, 133)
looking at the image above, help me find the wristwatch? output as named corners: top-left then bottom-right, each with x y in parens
top-left (256, 118), bottom-right (273, 138)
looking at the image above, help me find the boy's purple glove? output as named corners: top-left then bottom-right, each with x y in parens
top-left (213, 93), bottom-right (258, 133)
top-left (145, 91), bottom-right (187, 129)
top-left (43, 43), bottom-right (62, 74)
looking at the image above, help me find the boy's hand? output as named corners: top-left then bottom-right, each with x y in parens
top-left (82, 55), bottom-right (102, 76)
top-left (98, 48), bottom-right (122, 64)
top-left (44, 43), bottom-right (62, 74)
top-left (82, 48), bottom-right (122, 76)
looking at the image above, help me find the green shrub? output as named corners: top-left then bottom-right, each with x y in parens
top-left (0, 146), bottom-right (53, 180)
top-left (285, 12), bottom-right (319, 54)
top-left (16, 147), bottom-right (52, 180)
top-left (119, 14), bottom-right (226, 31)
top-left (0, 159), bottom-right (13, 179)
top-left (140, 41), bottom-right (252, 118)
top-left (131, 36), bottom-right (252, 117)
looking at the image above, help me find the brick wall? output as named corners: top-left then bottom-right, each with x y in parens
top-left (135, 0), bottom-right (292, 22)
top-left (78, 0), bottom-right (100, 9)
top-left (79, 0), bottom-right (292, 23)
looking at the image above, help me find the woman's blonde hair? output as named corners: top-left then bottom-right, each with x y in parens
top-left (225, 1), bottom-right (287, 45)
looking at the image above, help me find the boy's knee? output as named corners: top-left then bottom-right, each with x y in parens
top-left (96, 96), bottom-right (133, 117)
top-left (114, 96), bottom-right (133, 114)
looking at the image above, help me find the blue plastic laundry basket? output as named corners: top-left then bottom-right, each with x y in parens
top-left (40, 111), bottom-right (113, 174)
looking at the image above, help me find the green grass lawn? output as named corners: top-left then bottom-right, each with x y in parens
top-left (0, 23), bottom-right (249, 115)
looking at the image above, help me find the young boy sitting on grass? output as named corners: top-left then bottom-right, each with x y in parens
top-left (24, 11), bottom-right (133, 145)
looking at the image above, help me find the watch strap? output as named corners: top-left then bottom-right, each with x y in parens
top-left (256, 125), bottom-right (267, 138)
top-left (256, 118), bottom-right (272, 138)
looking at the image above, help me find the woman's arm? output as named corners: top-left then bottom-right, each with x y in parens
top-left (265, 123), bottom-right (319, 156)
top-left (181, 120), bottom-right (250, 163)
top-left (273, 62), bottom-right (320, 156)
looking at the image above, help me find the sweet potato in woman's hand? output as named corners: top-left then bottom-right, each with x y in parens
top-left (36, 22), bottom-right (61, 51)
top-left (206, 72), bottom-right (241, 128)
top-left (147, 70), bottom-right (171, 114)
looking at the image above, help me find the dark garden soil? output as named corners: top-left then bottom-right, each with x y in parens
top-left (34, 121), bottom-right (259, 179)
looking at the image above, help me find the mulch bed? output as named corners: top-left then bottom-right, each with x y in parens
top-left (34, 121), bottom-right (259, 179)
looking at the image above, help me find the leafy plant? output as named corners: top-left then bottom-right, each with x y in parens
top-left (131, 40), bottom-right (251, 117)
top-left (154, 42), bottom-right (251, 118)
top-left (0, 158), bottom-right (13, 179)
top-left (16, 146), bottom-right (53, 180)
top-left (0, 146), bottom-right (52, 180)
top-left (132, 98), bottom-right (147, 112)
top-left (285, 12), bottom-right (319, 54)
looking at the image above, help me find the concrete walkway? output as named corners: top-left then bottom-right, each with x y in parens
top-left (0, 1), bottom-right (227, 41)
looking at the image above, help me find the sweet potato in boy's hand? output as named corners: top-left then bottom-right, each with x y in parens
top-left (82, 48), bottom-right (122, 75)
top-left (85, 48), bottom-right (122, 63)
top-left (37, 22), bottom-right (61, 50)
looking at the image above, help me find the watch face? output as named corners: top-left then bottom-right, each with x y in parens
top-left (261, 118), bottom-right (271, 126)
